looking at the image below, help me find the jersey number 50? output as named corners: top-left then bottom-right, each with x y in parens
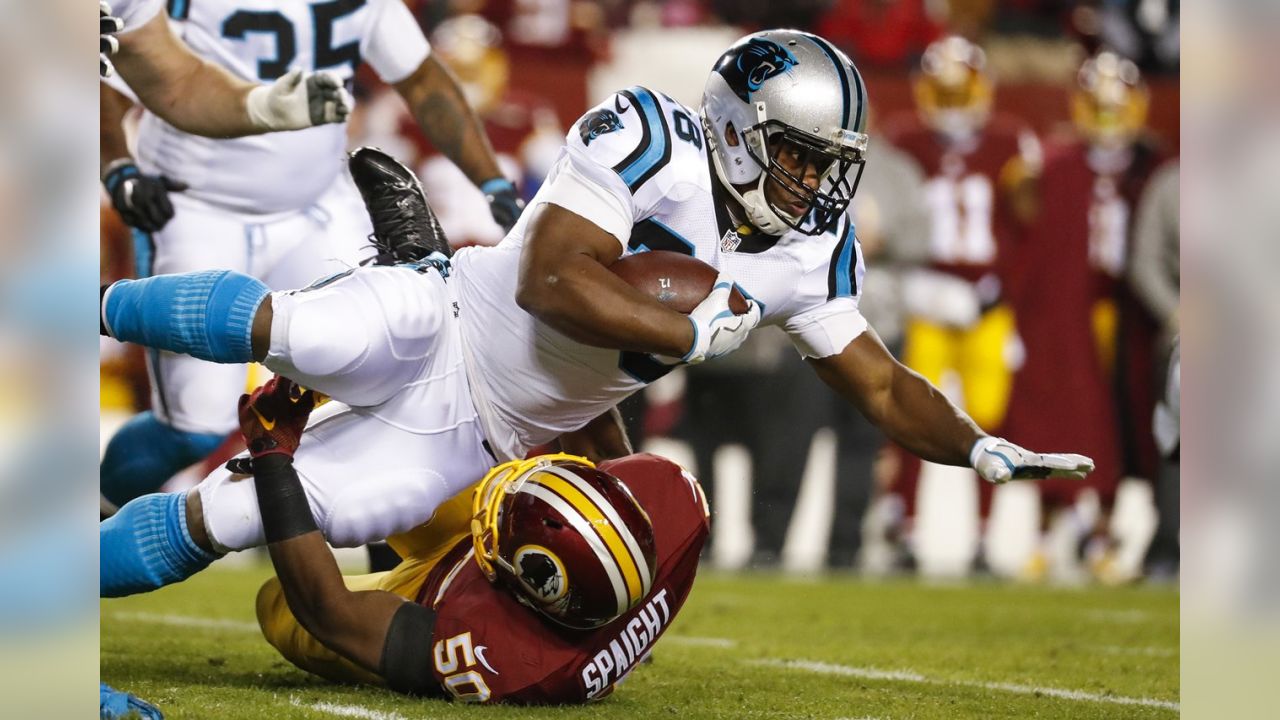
top-left (433, 631), bottom-right (493, 703)
top-left (221, 0), bottom-right (364, 80)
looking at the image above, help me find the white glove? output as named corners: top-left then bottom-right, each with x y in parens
top-left (970, 436), bottom-right (1095, 485)
top-left (245, 70), bottom-right (352, 131)
top-left (679, 272), bottom-right (762, 365)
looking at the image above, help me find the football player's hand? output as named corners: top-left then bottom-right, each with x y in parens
top-left (103, 161), bottom-right (187, 232)
top-left (100, 1), bottom-right (123, 77)
top-left (681, 271), bottom-right (762, 364)
top-left (237, 376), bottom-right (323, 460)
top-left (245, 70), bottom-right (352, 131)
top-left (970, 436), bottom-right (1094, 485)
top-left (482, 177), bottom-right (524, 232)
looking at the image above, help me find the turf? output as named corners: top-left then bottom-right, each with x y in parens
top-left (102, 563), bottom-right (1178, 719)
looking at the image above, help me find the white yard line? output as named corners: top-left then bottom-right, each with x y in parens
top-left (752, 659), bottom-right (1179, 712)
top-left (290, 698), bottom-right (410, 720)
top-left (1097, 645), bottom-right (1177, 657)
top-left (664, 636), bottom-right (739, 648)
top-left (108, 611), bottom-right (259, 633)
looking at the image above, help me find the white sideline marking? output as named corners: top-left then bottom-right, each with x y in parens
top-left (109, 611), bottom-right (258, 633)
top-left (752, 659), bottom-right (1179, 712)
top-left (1084, 609), bottom-right (1153, 624)
top-left (665, 636), bottom-right (738, 648)
top-left (290, 698), bottom-right (409, 720)
top-left (1098, 645), bottom-right (1177, 657)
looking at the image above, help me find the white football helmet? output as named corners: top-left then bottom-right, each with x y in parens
top-left (701, 30), bottom-right (870, 236)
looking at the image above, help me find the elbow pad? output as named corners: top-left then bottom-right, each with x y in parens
top-left (380, 602), bottom-right (442, 696)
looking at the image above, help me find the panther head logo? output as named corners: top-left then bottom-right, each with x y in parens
top-left (579, 108), bottom-right (625, 146)
top-left (515, 545), bottom-right (567, 603)
top-left (715, 37), bottom-right (798, 103)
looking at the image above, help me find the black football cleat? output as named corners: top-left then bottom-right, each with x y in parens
top-left (348, 146), bottom-right (452, 263)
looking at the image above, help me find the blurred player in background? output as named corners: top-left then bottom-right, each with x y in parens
top-left (99, 0), bottom-right (521, 513)
top-left (239, 376), bottom-right (708, 702)
top-left (880, 36), bottom-right (1042, 572)
top-left (100, 0), bottom-right (350, 137)
top-left (1002, 51), bottom-right (1167, 582)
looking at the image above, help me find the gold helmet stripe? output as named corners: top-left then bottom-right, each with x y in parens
top-left (520, 482), bottom-right (629, 614)
top-left (543, 465), bottom-right (652, 597)
top-left (527, 471), bottom-right (647, 607)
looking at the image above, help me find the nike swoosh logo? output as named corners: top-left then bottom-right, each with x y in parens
top-left (475, 645), bottom-right (499, 675)
top-left (252, 407), bottom-right (276, 432)
top-left (615, 95), bottom-right (630, 114)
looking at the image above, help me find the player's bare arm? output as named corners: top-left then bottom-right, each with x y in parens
top-left (395, 55), bottom-right (503, 191)
top-left (240, 377), bottom-right (439, 693)
top-left (516, 204), bottom-right (698, 357)
top-left (810, 329), bottom-right (1095, 484)
top-left (556, 406), bottom-right (633, 463)
top-left (112, 10), bottom-right (348, 138)
top-left (810, 328), bottom-right (984, 466)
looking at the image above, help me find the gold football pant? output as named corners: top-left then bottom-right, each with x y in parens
top-left (255, 485), bottom-right (476, 686)
top-left (902, 304), bottom-right (1016, 432)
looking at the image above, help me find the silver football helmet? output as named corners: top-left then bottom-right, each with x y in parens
top-left (701, 30), bottom-right (870, 236)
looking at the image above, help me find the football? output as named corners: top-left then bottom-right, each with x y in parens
top-left (610, 250), bottom-right (750, 315)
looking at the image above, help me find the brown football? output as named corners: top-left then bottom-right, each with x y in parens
top-left (610, 250), bottom-right (750, 315)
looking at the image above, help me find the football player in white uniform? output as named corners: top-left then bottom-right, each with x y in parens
top-left (99, 31), bottom-right (1092, 606)
top-left (99, 0), bottom-right (522, 511)
top-left (99, 0), bottom-right (350, 136)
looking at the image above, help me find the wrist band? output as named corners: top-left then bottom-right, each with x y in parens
top-left (252, 454), bottom-right (319, 544)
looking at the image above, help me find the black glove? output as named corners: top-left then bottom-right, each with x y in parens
top-left (481, 177), bottom-right (524, 233)
top-left (101, 2), bottom-right (122, 77)
top-left (103, 162), bottom-right (187, 232)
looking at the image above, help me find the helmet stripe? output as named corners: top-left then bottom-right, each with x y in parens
top-left (529, 473), bottom-right (646, 606)
top-left (543, 466), bottom-right (653, 596)
top-left (520, 483), bottom-right (629, 615)
top-left (805, 34), bottom-right (851, 131)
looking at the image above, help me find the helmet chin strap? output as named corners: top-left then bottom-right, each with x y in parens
top-left (709, 143), bottom-right (793, 235)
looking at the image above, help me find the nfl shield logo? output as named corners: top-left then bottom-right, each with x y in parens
top-left (720, 229), bottom-right (742, 253)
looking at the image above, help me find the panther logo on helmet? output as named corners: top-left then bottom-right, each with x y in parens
top-left (714, 37), bottom-right (798, 103)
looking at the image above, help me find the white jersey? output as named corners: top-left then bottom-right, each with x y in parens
top-left (113, 0), bottom-right (163, 30)
top-left (453, 87), bottom-right (868, 459)
top-left (131, 0), bottom-right (430, 216)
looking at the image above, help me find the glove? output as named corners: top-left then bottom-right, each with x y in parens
top-left (103, 161), bottom-right (186, 232)
top-left (679, 271), bottom-right (762, 365)
top-left (481, 178), bottom-right (524, 232)
top-left (100, 2), bottom-right (122, 78)
top-left (970, 436), bottom-right (1095, 485)
top-left (245, 69), bottom-right (352, 131)
top-left (237, 376), bottom-right (323, 459)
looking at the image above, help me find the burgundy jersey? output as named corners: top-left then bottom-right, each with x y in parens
top-left (415, 454), bottom-right (710, 703)
top-left (884, 113), bottom-right (1038, 284)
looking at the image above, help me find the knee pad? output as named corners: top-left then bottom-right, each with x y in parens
top-left (103, 270), bottom-right (268, 363)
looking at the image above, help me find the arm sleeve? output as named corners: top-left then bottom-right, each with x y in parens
top-left (362, 0), bottom-right (432, 84)
top-left (781, 216), bottom-right (870, 358)
top-left (380, 603), bottom-right (443, 696)
top-left (114, 0), bottom-right (164, 32)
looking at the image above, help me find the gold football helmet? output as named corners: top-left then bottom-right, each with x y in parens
top-left (1072, 51), bottom-right (1149, 149)
top-left (914, 36), bottom-right (993, 140)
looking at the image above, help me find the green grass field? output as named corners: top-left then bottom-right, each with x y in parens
top-left (102, 563), bottom-right (1178, 719)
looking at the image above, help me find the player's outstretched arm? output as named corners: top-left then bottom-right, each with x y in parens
top-left (112, 11), bottom-right (349, 138)
top-left (808, 329), bottom-right (1093, 484)
top-left (394, 55), bottom-right (522, 230)
top-left (239, 377), bottom-right (441, 694)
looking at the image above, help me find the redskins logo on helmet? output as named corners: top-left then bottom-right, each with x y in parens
top-left (1072, 51), bottom-right (1149, 149)
top-left (914, 36), bottom-right (994, 141)
top-left (471, 454), bottom-right (657, 631)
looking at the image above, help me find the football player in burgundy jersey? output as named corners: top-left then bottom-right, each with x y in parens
top-left (1001, 52), bottom-right (1168, 581)
top-left (242, 376), bottom-right (708, 703)
top-left (879, 36), bottom-right (1043, 572)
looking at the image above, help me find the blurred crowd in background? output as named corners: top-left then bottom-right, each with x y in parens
top-left (100, 0), bottom-right (1181, 585)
